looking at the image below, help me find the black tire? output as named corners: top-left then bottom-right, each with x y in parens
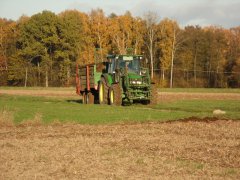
top-left (82, 91), bottom-right (94, 104)
top-left (99, 77), bottom-right (108, 104)
top-left (141, 100), bottom-right (150, 105)
top-left (87, 92), bottom-right (94, 104)
top-left (82, 92), bottom-right (87, 104)
top-left (150, 84), bottom-right (158, 105)
top-left (109, 84), bottom-right (122, 106)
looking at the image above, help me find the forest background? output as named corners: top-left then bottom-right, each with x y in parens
top-left (0, 9), bottom-right (239, 88)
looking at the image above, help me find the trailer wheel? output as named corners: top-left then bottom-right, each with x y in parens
top-left (82, 92), bottom-right (88, 104)
top-left (150, 84), bottom-right (158, 105)
top-left (87, 92), bottom-right (94, 104)
top-left (109, 84), bottom-right (122, 106)
top-left (99, 78), bottom-right (108, 104)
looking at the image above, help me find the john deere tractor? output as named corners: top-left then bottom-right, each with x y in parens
top-left (76, 54), bottom-right (156, 105)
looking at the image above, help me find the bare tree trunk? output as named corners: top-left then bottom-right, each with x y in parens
top-left (37, 62), bottom-right (40, 86)
top-left (97, 31), bottom-right (103, 62)
top-left (144, 12), bottom-right (158, 80)
top-left (67, 66), bottom-right (70, 87)
top-left (122, 32), bottom-right (126, 54)
top-left (170, 28), bottom-right (176, 88)
top-left (194, 49), bottom-right (197, 87)
top-left (149, 29), bottom-right (154, 79)
top-left (3, 52), bottom-right (7, 70)
top-left (215, 49), bottom-right (220, 88)
top-left (24, 67), bottom-right (28, 87)
top-left (113, 35), bottom-right (121, 54)
top-left (161, 68), bottom-right (165, 87)
top-left (45, 70), bottom-right (48, 88)
top-left (134, 40), bottom-right (138, 55)
top-left (170, 54), bottom-right (174, 88)
top-left (150, 47), bottom-right (154, 79)
top-left (162, 68), bottom-right (165, 81)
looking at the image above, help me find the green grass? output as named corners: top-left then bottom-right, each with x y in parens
top-left (0, 95), bottom-right (239, 124)
top-left (156, 100), bottom-right (240, 120)
top-left (176, 158), bottom-right (204, 171)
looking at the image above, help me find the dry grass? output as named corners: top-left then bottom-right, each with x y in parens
top-left (0, 120), bottom-right (239, 179)
top-left (0, 89), bottom-right (77, 98)
top-left (0, 109), bottom-right (14, 127)
top-left (19, 113), bottom-right (43, 126)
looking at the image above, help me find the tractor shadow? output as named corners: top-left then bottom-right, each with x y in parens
top-left (66, 99), bottom-right (83, 104)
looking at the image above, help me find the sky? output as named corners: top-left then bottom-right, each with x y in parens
top-left (0, 0), bottom-right (240, 28)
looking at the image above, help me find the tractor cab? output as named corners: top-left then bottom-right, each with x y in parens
top-left (106, 54), bottom-right (143, 75)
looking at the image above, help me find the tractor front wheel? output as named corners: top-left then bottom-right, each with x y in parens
top-left (109, 84), bottom-right (122, 106)
top-left (99, 78), bottom-right (108, 104)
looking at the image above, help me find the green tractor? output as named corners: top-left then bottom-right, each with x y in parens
top-left (76, 54), bottom-right (157, 105)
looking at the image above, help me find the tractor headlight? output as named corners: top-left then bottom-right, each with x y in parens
top-left (130, 80), bottom-right (142, 85)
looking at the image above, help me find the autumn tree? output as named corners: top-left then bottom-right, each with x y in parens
top-left (0, 9), bottom-right (239, 88)
top-left (177, 26), bottom-right (205, 87)
top-left (16, 11), bottom-right (62, 87)
top-left (58, 10), bottom-right (84, 86)
top-left (75, 12), bottom-right (94, 65)
top-left (109, 11), bottom-right (136, 54)
top-left (202, 27), bottom-right (228, 87)
top-left (157, 18), bottom-right (182, 87)
top-left (143, 12), bottom-right (159, 79)
top-left (132, 17), bottom-right (145, 55)
top-left (225, 27), bottom-right (240, 87)
top-left (89, 9), bottom-right (109, 62)
top-left (0, 18), bottom-right (18, 85)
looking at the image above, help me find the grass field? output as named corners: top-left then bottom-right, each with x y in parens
top-left (0, 88), bottom-right (240, 179)
top-left (0, 93), bottom-right (240, 124)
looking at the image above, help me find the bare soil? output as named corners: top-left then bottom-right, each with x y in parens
top-left (0, 89), bottom-right (77, 98)
top-left (0, 120), bottom-right (240, 179)
top-left (159, 92), bottom-right (240, 102)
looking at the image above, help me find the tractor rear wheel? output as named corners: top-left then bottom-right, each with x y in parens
top-left (99, 78), bottom-right (108, 104)
top-left (109, 84), bottom-right (122, 106)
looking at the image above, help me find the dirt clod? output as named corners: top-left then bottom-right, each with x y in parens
top-left (213, 109), bottom-right (226, 115)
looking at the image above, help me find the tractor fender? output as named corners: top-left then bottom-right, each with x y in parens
top-left (101, 74), bottom-right (113, 87)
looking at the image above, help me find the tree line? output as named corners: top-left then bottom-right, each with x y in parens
top-left (0, 9), bottom-right (240, 87)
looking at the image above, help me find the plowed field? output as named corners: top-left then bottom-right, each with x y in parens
top-left (0, 120), bottom-right (240, 179)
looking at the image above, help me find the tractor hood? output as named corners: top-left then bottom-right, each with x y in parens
top-left (127, 72), bottom-right (150, 86)
top-left (128, 73), bottom-right (142, 79)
